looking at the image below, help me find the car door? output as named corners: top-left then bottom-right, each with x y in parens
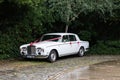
top-left (59, 35), bottom-right (73, 56)
top-left (69, 35), bottom-right (78, 54)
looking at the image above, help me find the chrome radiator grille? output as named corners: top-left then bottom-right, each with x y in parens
top-left (27, 46), bottom-right (36, 55)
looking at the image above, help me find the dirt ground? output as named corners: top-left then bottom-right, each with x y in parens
top-left (0, 55), bottom-right (120, 80)
top-left (49, 60), bottom-right (120, 80)
top-left (89, 60), bottom-right (120, 80)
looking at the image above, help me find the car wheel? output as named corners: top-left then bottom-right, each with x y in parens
top-left (78, 47), bottom-right (85, 57)
top-left (48, 50), bottom-right (57, 62)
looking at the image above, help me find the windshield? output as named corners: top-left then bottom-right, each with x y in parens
top-left (41, 35), bottom-right (61, 42)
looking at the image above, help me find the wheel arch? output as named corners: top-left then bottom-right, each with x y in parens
top-left (80, 46), bottom-right (85, 50)
top-left (51, 49), bottom-right (59, 58)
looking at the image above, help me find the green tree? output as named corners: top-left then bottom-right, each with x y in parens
top-left (46, 0), bottom-right (115, 33)
top-left (0, 0), bottom-right (46, 59)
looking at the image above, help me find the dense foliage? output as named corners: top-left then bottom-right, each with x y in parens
top-left (0, 0), bottom-right (120, 59)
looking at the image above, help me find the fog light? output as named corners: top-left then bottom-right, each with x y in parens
top-left (38, 52), bottom-right (41, 55)
top-left (22, 52), bottom-right (25, 55)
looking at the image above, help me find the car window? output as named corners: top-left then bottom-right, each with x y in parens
top-left (41, 35), bottom-right (61, 42)
top-left (62, 35), bottom-right (69, 42)
top-left (69, 35), bottom-right (77, 41)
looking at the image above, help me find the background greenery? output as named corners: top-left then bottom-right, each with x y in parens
top-left (0, 0), bottom-right (120, 59)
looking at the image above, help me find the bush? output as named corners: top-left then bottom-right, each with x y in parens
top-left (78, 30), bottom-right (92, 41)
top-left (0, 33), bottom-right (18, 59)
top-left (89, 41), bottom-right (120, 55)
top-left (0, 24), bottom-right (44, 59)
top-left (0, 1), bottom-right (46, 60)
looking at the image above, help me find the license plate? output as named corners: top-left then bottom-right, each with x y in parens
top-left (27, 56), bottom-right (34, 58)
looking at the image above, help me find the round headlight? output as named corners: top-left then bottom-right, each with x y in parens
top-left (37, 48), bottom-right (44, 52)
top-left (22, 47), bottom-right (27, 51)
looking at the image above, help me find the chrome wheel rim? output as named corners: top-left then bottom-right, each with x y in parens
top-left (51, 52), bottom-right (56, 61)
top-left (79, 48), bottom-right (84, 56)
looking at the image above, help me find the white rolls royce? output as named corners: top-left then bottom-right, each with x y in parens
top-left (20, 33), bottom-right (89, 62)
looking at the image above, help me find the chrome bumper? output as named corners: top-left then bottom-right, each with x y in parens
top-left (23, 55), bottom-right (48, 59)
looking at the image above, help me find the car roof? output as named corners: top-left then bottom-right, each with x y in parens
top-left (44, 33), bottom-right (76, 36)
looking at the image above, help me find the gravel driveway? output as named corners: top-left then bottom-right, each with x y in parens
top-left (0, 55), bottom-right (119, 80)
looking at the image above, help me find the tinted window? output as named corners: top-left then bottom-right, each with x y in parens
top-left (69, 35), bottom-right (77, 41)
top-left (62, 35), bottom-right (69, 42)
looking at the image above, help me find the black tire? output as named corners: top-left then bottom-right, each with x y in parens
top-left (48, 50), bottom-right (57, 62)
top-left (78, 47), bottom-right (85, 57)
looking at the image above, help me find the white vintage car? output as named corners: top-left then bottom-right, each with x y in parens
top-left (20, 33), bottom-right (89, 62)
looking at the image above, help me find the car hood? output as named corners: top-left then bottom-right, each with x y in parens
top-left (20, 41), bottom-right (61, 48)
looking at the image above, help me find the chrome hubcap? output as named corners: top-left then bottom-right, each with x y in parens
top-left (51, 53), bottom-right (56, 61)
top-left (80, 49), bottom-right (84, 56)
